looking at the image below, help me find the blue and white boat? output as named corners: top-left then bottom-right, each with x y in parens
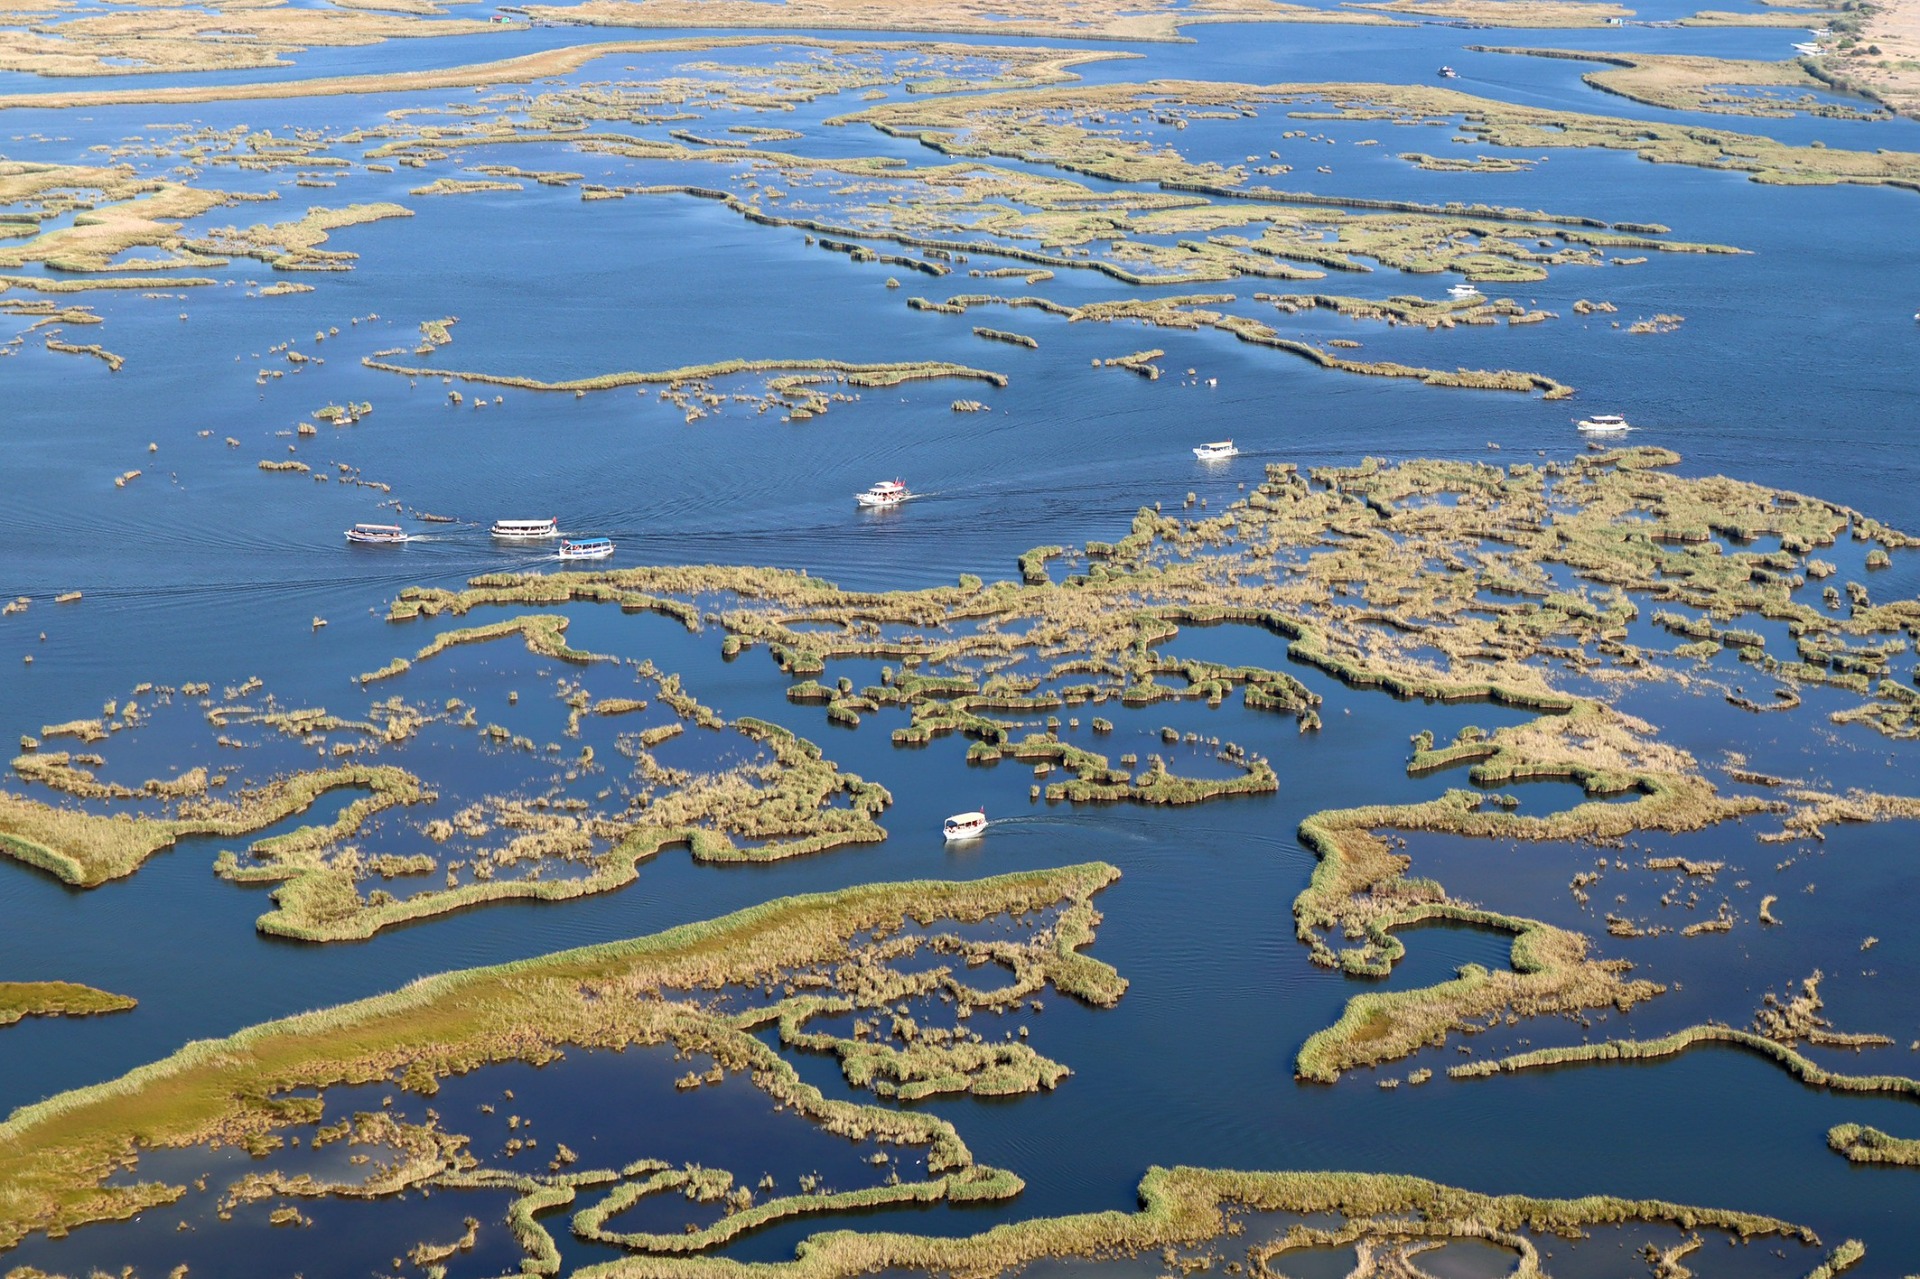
top-left (492, 517), bottom-right (557, 539)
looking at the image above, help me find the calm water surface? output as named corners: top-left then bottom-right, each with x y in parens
top-left (4, 13), bottom-right (1920, 1276)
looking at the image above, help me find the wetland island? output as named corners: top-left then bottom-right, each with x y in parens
top-left (5, 0), bottom-right (1920, 1273)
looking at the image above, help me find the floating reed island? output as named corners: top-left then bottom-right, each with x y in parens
top-left (0, 981), bottom-right (135, 1028)
top-left (0, 864), bottom-right (1124, 1254)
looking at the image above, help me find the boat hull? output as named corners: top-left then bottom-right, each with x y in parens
top-left (943, 811), bottom-right (988, 840)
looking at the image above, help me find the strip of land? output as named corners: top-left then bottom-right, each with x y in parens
top-left (0, 39), bottom-right (1127, 111)
top-left (0, 981), bottom-right (136, 1027)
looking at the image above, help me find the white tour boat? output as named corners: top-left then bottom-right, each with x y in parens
top-left (1576, 414), bottom-right (1632, 434)
top-left (1192, 440), bottom-right (1238, 461)
top-left (492, 517), bottom-right (558, 539)
top-left (558, 537), bottom-right (614, 560)
top-left (1438, 65), bottom-right (1459, 78)
top-left (856, 479), bottom-right (912, 508)
top-left (943, 810), bottom-right (987, 841)
top-left (346, 523), bottom-right (408, 545)
top-left (1448, 283), bottom-right (1482, 300)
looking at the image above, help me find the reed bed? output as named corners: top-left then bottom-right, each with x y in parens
top-left (1348, 0), bottom-right (1629, 24)
top-left (1468, 46), bottom-right (1868, 118)
top-left (503, 0), bottom-right (1387, 45)
top-left (1452, 1024), bottom-right (1920, 1099)
top-left (926, 292), bottom-right (1576, 398)
top-left (0, 863), bottom-right (1119, 1250)
top-left (0, 41), bottom-right (1125, 111)
top-left (0, 7), bottom-right (502, 79)
top-left (0, 981), bottom-right (136, 1027)
top-left (43, 339), bottom-right (123, 371)
top-left (186, 203), bottom-right (413, 272)
top-left (0, 764), bottom-right (425, 887)
top-left (236, 689), bottom-right (890, 939)
top-left (567, 1164), bottom-right (1808, 1279)
top-left (361, 355), bottom-right (1005, 397)
top-left (327, 444), bottom-right (1920, 1077)
top-left (408, 614), bottom-right (604, 667)
top-left (1827, 1123), bottom-right (1920, 1165)
top-left (848, 77), bottom-right (1920, 200)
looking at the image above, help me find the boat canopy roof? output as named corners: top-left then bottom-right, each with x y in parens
top-left (945, 810), bottom-right (985, 823)
top-left (866, 479), bottom-right (907, 491)
top-left (353, 523), bottom-right (402, 532)
top-left (1200, 440), bottom-right (1233, 448)
top-left (564, 537), bottom-right (612, 546)
top-left (494, 518), bottom-right (555, 528)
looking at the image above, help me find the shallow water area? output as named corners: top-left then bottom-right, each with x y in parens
top-left (9, 5), bottom-right (1920, 1277)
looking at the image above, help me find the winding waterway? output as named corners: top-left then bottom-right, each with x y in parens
top-left (4, 10), bottom-right (1920, 1276)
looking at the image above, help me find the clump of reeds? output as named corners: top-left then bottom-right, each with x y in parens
top-left (0, 981), bottom-right (137, 1026)
top-left (0, 863), bottom-right (1121, 1249)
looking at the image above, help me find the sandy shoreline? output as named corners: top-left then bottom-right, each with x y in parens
top-left (1824, 0), bottom-right (1920, 117)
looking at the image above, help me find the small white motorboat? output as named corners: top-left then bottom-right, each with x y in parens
top-left (856, 479), bottom-right (912, 508)
top-left (558, 537), bottom-right (614, 560)
top-left (346, 523), bottom-right (408, 545)
top-left (1448, 283), bottom-right (1482, 300)
top-left (1438, 65), bottom-right (1459, 78)
top-left (944, 810), bottom-right (987, 841)
top-left (1192, 440), bottom-right (1238, 461)
top-left (1576, 414), bottom-right (1632, 434)
top-left (492, 517), bottom-right (557, 539)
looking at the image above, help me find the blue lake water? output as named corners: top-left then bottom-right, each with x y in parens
top-left (5, 11), bottom-right (1920, 1276)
